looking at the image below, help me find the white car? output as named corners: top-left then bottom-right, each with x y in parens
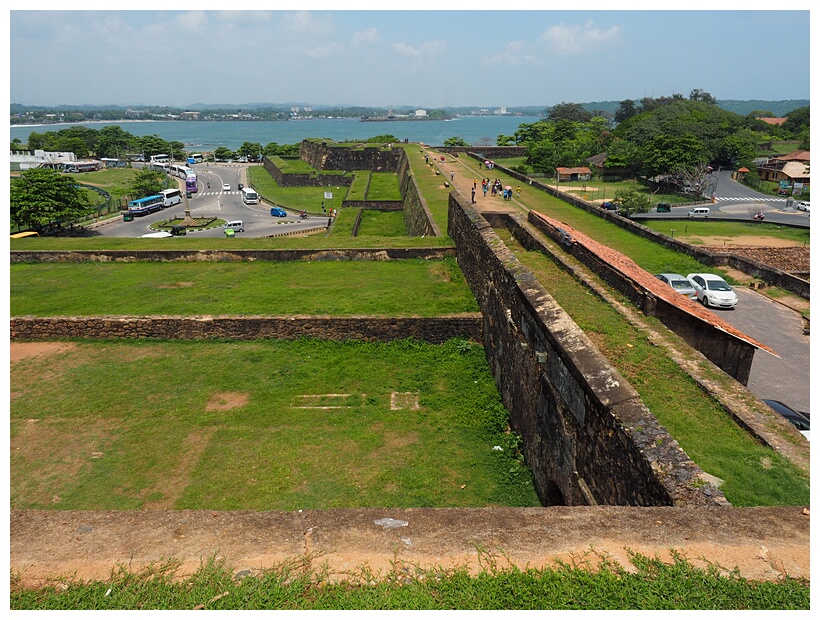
top-left (222, 183), bottom-right (231, 192)
top-left (797, 201), bottom-right (810, 212)
top-left (686, 273), bottom-right (738, 309)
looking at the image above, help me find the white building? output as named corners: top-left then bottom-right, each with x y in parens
top-left (10, 149), bottom-right (77, 171)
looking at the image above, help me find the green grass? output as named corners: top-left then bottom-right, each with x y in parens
top-left (367, 172), bottom-right (402, 200)
top-left (640, 220), bottom-right (810, 246)
top-left (401, 145), bottom-right (453, 231)
top-left (10, 551), bottom-right (809, 610)
top-left (346, 170), bottom-right (371, 200)
top-left (356, 210), bottom-right (407, 236)
top-left (10, 258), bottom-right (479, 317)
top-left (10, 338), bottom-right (539, 510)
top-left (497, 229), bottom-right (810, 507)
top-left (247, 165), bottom-right (351, 214)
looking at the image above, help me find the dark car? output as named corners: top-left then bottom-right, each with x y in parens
top-left (601, 201), bottom-right (619, 211)
top-left (656, 202), bottom-right (671, 213)
top-left (763, 399), bottom-right (810, 440)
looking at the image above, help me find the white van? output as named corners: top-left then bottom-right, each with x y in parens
top-left (688, 207), bottom-right (710, 217)
top-left (224, 220), bottom-right (244, 233)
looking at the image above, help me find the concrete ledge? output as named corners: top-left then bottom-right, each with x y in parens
top-left (10, 506), bottom-right (810, 587)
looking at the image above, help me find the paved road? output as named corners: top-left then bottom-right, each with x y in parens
top-left (93, 163), bottom-right (331, 238)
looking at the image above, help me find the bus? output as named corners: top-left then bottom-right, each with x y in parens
top-left (149, 161), bottom-right (170, 173)
top-left (170, 164), bottom-right (196, 179)
top-left (240, 187), bottom-right (259, 204)
top-left (160, 188), bottom-right (182, 207)
top-left (187, 153), bottom-right (203, 164)
top-left (150, 154), bottom-right (170, 163)
top-left (61, 160), bottom-right (101, 173)
top-left (127, 195), bottom-right (164, 216)
top-left (185, 175), bottom-right (198, 193)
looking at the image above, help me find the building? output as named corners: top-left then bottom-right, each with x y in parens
top-left (756, 150), bottom-right (810, 186)
top-left (555, 166), bottom-right (592, 182)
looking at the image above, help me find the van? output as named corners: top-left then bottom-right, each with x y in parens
top-left (224, 220), bottom-right (244, 233)
top-left (688, 207), bottom-right (710, 217)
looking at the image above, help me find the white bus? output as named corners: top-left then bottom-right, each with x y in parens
top-left (160, 188), bottom-right (182, 207)
top-left (240, 187), bottom-right (259, 204)
top-left (150, 154), bottom-right (170, 163)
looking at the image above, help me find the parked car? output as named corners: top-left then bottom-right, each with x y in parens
top-left (600, 201), bottom-right (619, 211)
top-left (686, 273), bottom-right (738, 309)
top-left (763, 399), bottom-right (810, 441)
top-left (654, 273), bottom-right (697, 299)
top-left (797, 201), bottom-right (810, 212)
top-left (656, 202), bottom-right (671, 213)
top-left (270, 207), bottom-right (287, 217)
top-left (222, 183), bottom-right (231, 192)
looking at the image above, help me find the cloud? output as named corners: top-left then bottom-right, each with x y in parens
top-left (391, 39), bottom-right (446, 61)
top-left (542, 21), bottom-right (622, 55)
top-left (352, 27), bottom-right (380, 45)
top-left (483, 40), bottom-right (542, 67)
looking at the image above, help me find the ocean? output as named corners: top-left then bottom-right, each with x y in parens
top-left (9, 115), bottom-right (542, 151)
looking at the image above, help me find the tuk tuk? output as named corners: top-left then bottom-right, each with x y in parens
top-left (656, 202), bottom-right (671, 213)
top-left (171, 225), bottom-right (187, 236)
top-left (123, 212), bottom-right (134, 222)
top-left (225, 228), bottom-right (235, 238)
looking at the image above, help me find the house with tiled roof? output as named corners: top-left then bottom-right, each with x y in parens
top-left (555, 166), bottom-right (591, 182)
top-left (586, 152), bottom-right (633, 181)
top-left (757, 150), bottom-right (810, 185)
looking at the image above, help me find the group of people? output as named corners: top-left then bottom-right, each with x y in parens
top-left (475, 178), bottom-right (521, 200)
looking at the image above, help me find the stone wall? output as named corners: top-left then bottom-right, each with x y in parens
top-left (447, 191), bottom-right (726, 508)
top-left (397, 151), bottom-right (439, 237)
top-left (262, 157), bottom-right (353, 189)
top-left (10, 248), bottom-right (457, 264)
top-left (10, 315), bottom-right (483, 344)
top-left (300, 139), bottom-right (403, 172)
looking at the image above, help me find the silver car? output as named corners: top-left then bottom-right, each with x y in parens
top-left (686, 273), bottom-right (738, 309)
top-left (654, 273), bottom-right (697, 299)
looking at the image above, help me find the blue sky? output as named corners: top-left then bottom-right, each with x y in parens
top-left (6, 5), bottom-right (813, 108)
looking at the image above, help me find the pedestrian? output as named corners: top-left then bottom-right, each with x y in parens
top-left (516, 186), bottom-right (521, 198)
top-left (473, 179), bottom-right (477, 189)
top-left (450, 171), bottom-right (454, 181)
top-left (471, 187), bottom-right (476, 204)
top-left (482, 183), bottom-right (488, 197)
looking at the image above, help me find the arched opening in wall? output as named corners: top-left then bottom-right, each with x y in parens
top-left (542, 481), bottom-right (566, 506)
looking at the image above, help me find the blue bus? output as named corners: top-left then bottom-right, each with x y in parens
top-left (127, 195), bottom-right (164, 216)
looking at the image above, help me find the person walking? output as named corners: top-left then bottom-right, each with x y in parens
top-left (471, 187), bottom-right (476, 204)
top-left (516, 185), bottom-right (521, 198)
top-left (450, 171), bottom-right (455, 182)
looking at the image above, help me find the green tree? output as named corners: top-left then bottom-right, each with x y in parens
top-left (547, 102), bottom-right (593, 123)
top-left (782, 106), bottom-right (809, 135)
top-left (169, 141), bottom-right (186, 161)
top-left (364, 135), bottom-right (400, 143)
top-left (641, 134), bottom-right (708, 177)
top-left (10, 168), bottom-right (94, 232)
top-left (496, 134), bottom-right (516, 146)
top-left (443, 136), bottom-right (469, 147)
top-left (138, 134), bottom-right (171, 158)
top-left (129, 168), bottom-right (167, 200)
top-left (614, 99), bottom-right (638, 124)
top-left (95, 125), bottom-right (136, 159)
top-left (213, 146), bottom-right (235, 161)
top-left (237, 142), bottom-right (263, 161)
top-left (613, 188), bottom-right (652, 216)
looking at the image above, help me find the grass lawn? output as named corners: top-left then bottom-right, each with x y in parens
top-left (367, 172), bottom-right (402, 200)
top-left (10, 258), bottom-right (479, 317)
top-left (356, 210), bottom-right (407, 236)
top-left (10, 338), bottom-right (539, 511)
top-left (10, 550), bottom-right (809, 610)
top-left (247, 165), bottom-right (351, 214)
top-left (639, 220), bottom-right (810, 246)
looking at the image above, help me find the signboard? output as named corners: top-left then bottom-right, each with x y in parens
top-left (324, 192), bottom-right (333, 199)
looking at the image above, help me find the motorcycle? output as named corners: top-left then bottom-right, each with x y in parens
top-left (300, 211), bottom-right (308, 219)
top-left (753, 211), bottom-right (764, 221)
top-left (207, 182), bottom-right (210, 189)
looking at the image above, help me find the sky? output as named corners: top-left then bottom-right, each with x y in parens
top-left (5, 5), bottom-right (814, 109)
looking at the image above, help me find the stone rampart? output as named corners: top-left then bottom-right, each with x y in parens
top-left (10, 248), bottom-right (457, 263)
top-left (447, 191), bottom-right (726, 508)
top-left (10, 315), bottom-right (483, 344)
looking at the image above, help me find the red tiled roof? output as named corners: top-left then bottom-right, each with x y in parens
top-left (774, 150), bottom-right (810, 162)
top-left (555, 167), bottom-right (592, 174)
top-left (529, 211), bottom-right (778, 358)
top-left (756, 117), bottom-right (787, 125)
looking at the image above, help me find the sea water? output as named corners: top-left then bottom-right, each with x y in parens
top-left (9, 115), bottom-right (541, 151)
